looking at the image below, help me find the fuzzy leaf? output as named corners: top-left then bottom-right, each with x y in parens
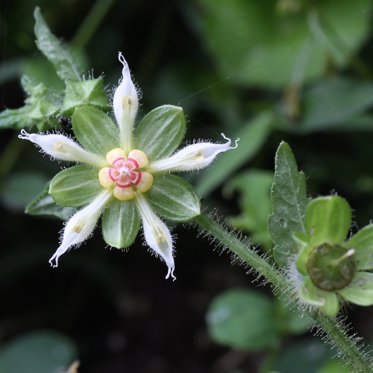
top-left (305, 196), bottom-right (351, 247)
top-left (34, 7), bottom-right (81, 82)
top-left (49, 165), bottom-right (102, 207)
top-left (25, 182), bottom-right (75, 220)
top-left (134, 105), bottom-right (186, 161)
top-left (72, 106), bottom-right (119, 157)
top-left (268, 142), bottom-right (308, 266)
top-left (62, 78), bottom-right (109, 114)
top-left (0, 76), bottom-right (60, 131)
top-left (102, 199), bottom-right (140, 248)
top-left (0, 107), bottom-right (33, 130)
top-left (147, 174), bottom-right (200, 222)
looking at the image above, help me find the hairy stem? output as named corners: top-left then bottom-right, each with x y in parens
top-left (194, 213), bottom-right (372, 373)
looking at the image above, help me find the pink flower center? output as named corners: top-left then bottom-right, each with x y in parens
top-left (109, 157), bottom-right (141, 189)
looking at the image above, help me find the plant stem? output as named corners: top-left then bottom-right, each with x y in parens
top-left (194, 213), bottom-right (372, 373)
top-left (72, 0), bottom-right (116, 49)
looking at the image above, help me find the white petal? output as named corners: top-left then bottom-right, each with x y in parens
top-left (149, 133), bottom-right (239, 173)
top-left (113, 52), bottom-right (139, 152)
top-left (135, 193), bottom-right (176, 280)
top-left (49, 190), bottom-right (112, 267)
top-left (18, 130), bottom-right (106, 168)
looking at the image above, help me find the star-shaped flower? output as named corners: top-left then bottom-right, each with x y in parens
top-left (291, 196), bottom-right (373, 316)
top-left (19, 52), bottom-right (238, 279)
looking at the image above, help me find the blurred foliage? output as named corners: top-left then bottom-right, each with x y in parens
top-left (1, 0), bottom-right (373, 372)
top-left (206, 288), bottom-right (312, 350)
top-left (224, 170), bottom-right (273, 250)
top-left (196, 0), bottom-right (372, 87)
top-left (0, 331), bottom-right (76, 373)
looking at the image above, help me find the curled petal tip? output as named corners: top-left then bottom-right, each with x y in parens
top-left (220, 133), bottom-right (240, 149)
top-left (49, 256), bottom-right (59, 268)
top-left (18, 129), bottom-right (31, 140)
top-left (118, 51), bottom-right (128, 69)
top-left (166, 267), bottom-right (176, 281)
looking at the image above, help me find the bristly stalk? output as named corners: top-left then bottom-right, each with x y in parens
top-left (193, 213), bottom-right (373, 373)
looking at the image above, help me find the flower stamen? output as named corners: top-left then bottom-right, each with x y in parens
top-left (99, 148), bottom-right (153, 201)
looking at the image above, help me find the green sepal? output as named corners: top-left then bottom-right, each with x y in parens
top-left (134, 105), bottom-right (186, 161)
top-left (305, 196), bottom-right (351, 247)
top-left (62, 78), bottom-right (109, 115)
top-left (294, 232), bottom-right (312, 275)
top-left (49, 165), bottom-right (102, 207)
top-left (299, 277), bottom-right (340, 317)
top-left (72, 106), bottom-right (119, 156)
top-left (34, 7), bottom-right (81, 82)
top-left (147, 174), bottom-right (200, 222)
top-left (25, 182), bottom-right (75, 220)
top-left (268, 142), bottom-right (308, 267)
top-left (102, 199), bottom-right (140, 248)
top-left (345, 224), bottom-right (373, 270)
top-left (338, 272), bottom-right (373, 306)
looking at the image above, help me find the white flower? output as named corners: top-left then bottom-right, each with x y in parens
top-left (19, 52), bottom-right (238, 280)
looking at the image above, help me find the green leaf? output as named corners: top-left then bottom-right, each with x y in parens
top-left (0, 107), bottom-right (33, 130)
top-left (338, 272), bottom-right (373, 306)
top-left (49, 165), bottom-right (102, 207)
top-left (206, 289), bottom-right (278, 350)
top-left (102, 199), bottom-right (140, 248)
top-left (147, 174), bottom-right (200, 222)
top-left (62, 78), bottom-right (110, 114)
top-left (197, 0), bottom-right (372, 88)
top-left (0, 330), bottom-right (76, 373)
top-left (134, 105), bottom-right (186, 161)
top-left (268, 142), bottom-right (308, 267)
top-left (346, 224), bottom-right (373, 270)
top-left (72, 106), bottom-right (119, 156)
top-left (25, 182), bottom-right (75, 220)
top-left (34, 7), bottom-right (81, 82)
top-left (0, 76), bottom-right (61, 131)
top-left (196, 111), bottom-right (273, 197)
top-left (299, 79), bottom-right (373, 132)
top-left (305, 196), bottom-right (351, 247)
top-left (226, 170), bottom-right (273, 249)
